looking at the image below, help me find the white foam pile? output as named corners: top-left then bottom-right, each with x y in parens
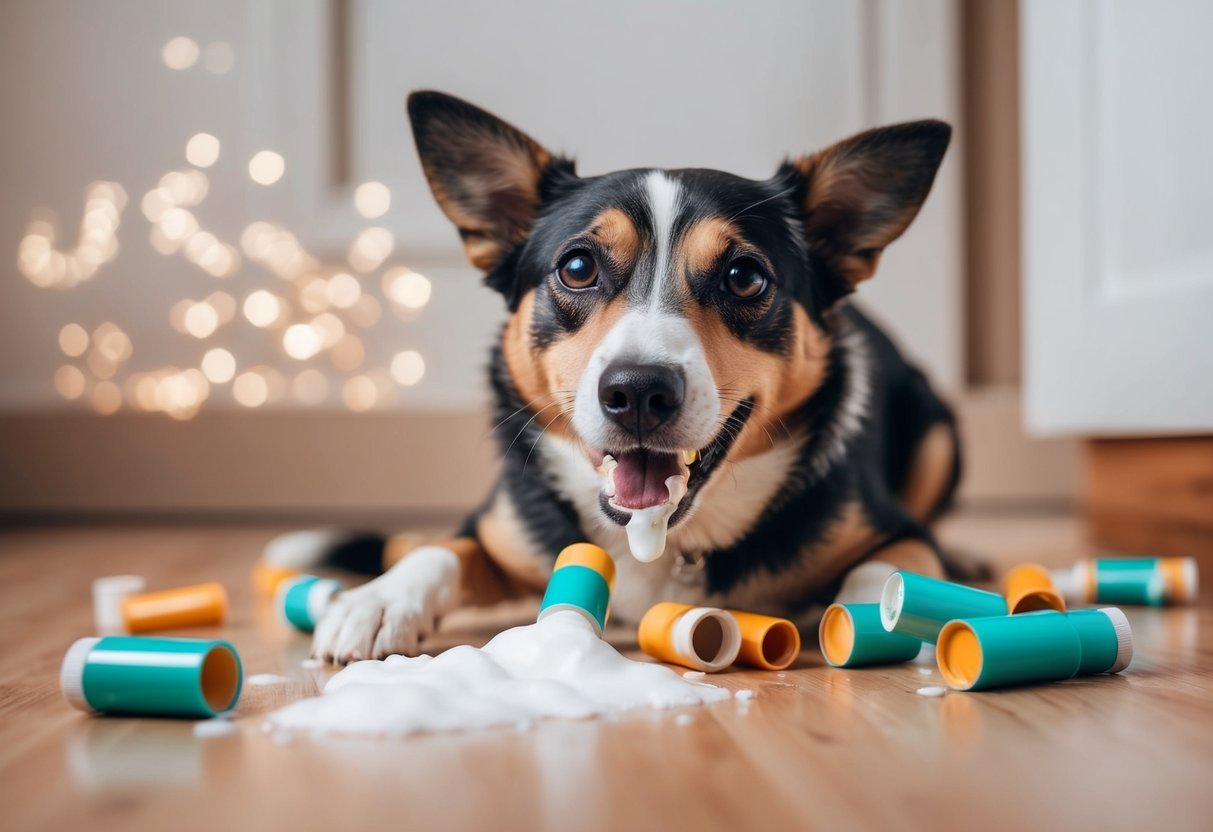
top-left (266, 610), bottom-right (729, 737)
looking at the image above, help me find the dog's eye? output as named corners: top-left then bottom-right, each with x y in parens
top-left (722, 258), bottom-right (768, 300)
top-left (557, 251), bottom-right (599, 290)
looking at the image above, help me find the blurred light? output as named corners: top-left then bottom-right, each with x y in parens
top-left (233, 371), bottom-right (268, 407)
top-left (201, 348), bottom-right (236, 383)
top-left (162, 37), bottom-right (199, 70)
top-left (203, 41), bottom-right (235, 75)
top-left (348, 227), bottom-right (393, 272)
top-left (94, 323), bottom-right (132, 364)
top-left (240, 222), bottom-right (317, 278)
top-left (159, 170), bottom-right (208, 206)
top-left (186, 133), bottom-right (221, 168)
top-left (184, 301), bottom-right (219, 338)
top-left (310, 312), bottom-right (345, 348)
top-left (242, 290), bottom-right (283, 327)
top-left (18, 183), bottom-right (125, 288)
top-left (283, 324), bottom-right (322, 360)
top-left (292, 369), bottom-right (328, 405)
top-left (149, 224), bottom-right (181, 255)
top-left (54, 365), bottom-right (87, 400)
top-left (325, 272), bottom-right (361, 308)
top-left (205, 291), bottom-right (236, 323)
top-left (299, 277), bottom-right (331, 313)
top-left (390, 350), bottom-right (426, 386)
top-left (141, 188), bottom-right (173, 222)
top-left (342, 375), bottom-right (378, 412)
top-left (330, 334), bottom-right (365, 372)
top-left (248, 151), bottom-right (285, 186)
top-left (347, 294), bottom-right (382, 328)
top-left (354, 182), bottom-right (391, 219)
top-left (58, 323), bottom-right (89, 357)
top-left (383, 267), bottom-right (432, 310)
top-left (91, 381), bottom-right (123, 415)
top-left (159, 207), bottom-right (198, 241)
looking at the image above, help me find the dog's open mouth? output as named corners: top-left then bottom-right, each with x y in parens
top-left (593, 399), bottom-right (753, 563)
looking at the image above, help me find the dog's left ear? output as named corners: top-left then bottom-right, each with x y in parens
top-left (408, 91), bottom-right (563, 275)
top-left (788, 120), bottom-right (951, 289)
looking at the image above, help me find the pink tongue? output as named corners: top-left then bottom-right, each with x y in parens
top-left (612, 451), bottom-right (681, 509)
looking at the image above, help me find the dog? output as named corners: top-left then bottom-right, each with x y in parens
top-left (281, 91), bottom-right (958, 664)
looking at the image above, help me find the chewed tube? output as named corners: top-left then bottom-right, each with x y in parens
top-left (937, 608), bottom-right (1132, 691)
top-left (727, 610), bottom-right (801, 670)
top-left (61, 635), bottom-right (243, 718)
top-left (121, 582), bottom-right (228, 634)
top-left (537, 543), bottom-right (615, 635)
top-left (277, 575), bottom-right (343, 633)
top-left (819, 603), bottom-right (921, 668)
top-left (880, 571), bottom-right (1007, 643)
top-left (1004, 563), bottom-right (1066, 614)
top-left (638, 603), bottom-right (741, 673)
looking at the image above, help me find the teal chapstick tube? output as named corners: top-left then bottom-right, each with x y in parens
top-left (937, 608), bottom-right (1132, 691)
top-left (60, 636), bottom-right (243, 718)
top-left (880, 571), bottom-right (1008, 643)
top-left (819, 603), bottom-right (922, 668)
top-left (537, 543), bottom-right (616, 635)
top-left (277, 575), bottom-right (343, 632)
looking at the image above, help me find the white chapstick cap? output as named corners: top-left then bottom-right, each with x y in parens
top-left (92, 575), bottom-right (146, 633)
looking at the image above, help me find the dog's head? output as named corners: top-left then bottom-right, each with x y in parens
top-left (408, 91), bottom-right (949, 561)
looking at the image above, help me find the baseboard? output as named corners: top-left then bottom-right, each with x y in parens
top-left (0, 384), bottom-right (1076, 518)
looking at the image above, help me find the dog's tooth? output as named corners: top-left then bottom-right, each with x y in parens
top-left (600, 454), bottom-right (618, 498)
top-left (680, 449), bottom-right (698, 466)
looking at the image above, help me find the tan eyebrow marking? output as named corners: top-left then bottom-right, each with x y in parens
top-left (587, 207), bottom-right (641, 273)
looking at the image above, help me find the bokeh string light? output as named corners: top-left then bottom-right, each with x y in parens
top-left (22, 36), bottom-right (435, 418)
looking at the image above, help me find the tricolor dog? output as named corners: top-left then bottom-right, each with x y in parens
top-left (286, 91), bottom-right (958, 664)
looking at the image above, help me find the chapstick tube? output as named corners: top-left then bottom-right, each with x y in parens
top-left (251, 561), bottom-right (301, 599)
top-left (936, 608), bottom-right (1132, 691)
top-left (277, 575), bottom-right (343, 633)
top-left (120, 582), bottom-right (228, 634)
top-left (819, 603), bottom-right (921, 668)
top-left (92, 575), bottom-right (147, 634)
top-left (1070, 557), bottom-right (1198, 606)
top-left (537, 543), bottom-right (616, 635)
top-left (60, 636), bottom-right (243, 718)
top-left (1004, 563), bottom-right (1066, 614)
top-left (880, 571), bottom-right (1008, 643)
top-left (638, 603), bottom-right (742, 672)
top-left (727, 609), bottom-right (801, 670)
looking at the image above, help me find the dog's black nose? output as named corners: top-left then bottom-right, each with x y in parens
top-left (598, 363), bottom-right (685, 437)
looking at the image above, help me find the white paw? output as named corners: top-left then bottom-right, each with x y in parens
top-left (311, 546), bottom-right (461, 664)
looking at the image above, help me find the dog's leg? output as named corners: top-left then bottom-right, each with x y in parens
top-left (834, 537), bottom-right (944, 604)
top-left (311, 535), bottom-right (514, 664)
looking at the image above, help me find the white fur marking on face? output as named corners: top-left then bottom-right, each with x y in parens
top-left (643, 171), bottom-right (683, 312)
top-left (571, 310), bottom-right (719, 453)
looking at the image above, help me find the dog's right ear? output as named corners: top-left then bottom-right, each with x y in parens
top-left (408, 91), bottom-right (562, 276)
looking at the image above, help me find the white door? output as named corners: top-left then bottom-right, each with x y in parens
top-left (1022, 0), bottom-right (1213, 435)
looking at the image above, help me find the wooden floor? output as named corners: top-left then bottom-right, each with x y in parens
top-left (1, 513), bottom-right (1211, 832)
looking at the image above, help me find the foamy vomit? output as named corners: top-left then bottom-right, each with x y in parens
top-left (247, 673), bottom-right (291, 686)
top-left (600, 453), bottom-right (691, 563)
top-left (193, 716), bottom-right (238, 739)
top-left (735, 689), bottom-right (755, 701)
top-left (267, 610), bottom-right (729, 737)
top-left (675, 713), bottom-right (694, 727)
top-left (682, 670), bottom-right (706, 680)
top-left (916, 686), bottom-right (948, 698)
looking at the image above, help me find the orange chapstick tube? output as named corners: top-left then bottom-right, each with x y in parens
top-left (727, 610), bottom-right (801, 670)
top-left (1004, 563), bottom-right (1066, 614)
top-left (251, 561), bottom-right (301, 599)
top-left (120, 582), bottom-right (228, 633)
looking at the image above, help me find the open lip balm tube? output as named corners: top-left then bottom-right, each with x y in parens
top-left (936, 608), bottom-right (1133, 691)
top-left (120, 582), bottom-right (228, 634)
top-left (277, 575), bottom-right (344, 633)
top-left (638, 603), bottom-right (742, 672)
top-left (880, 571), bottom-right (1008, 643)
top-left (537, 543), bottom-right (616, 636)
top-left (61, 636), bottom-right (243, 718)
top-left (1067, 557), bottom-right (1198, 606)
top-left (252, 561), bottom-right (302, 599)
top-left (726, 610), bottom-right (801, 670)
top-left (92, 575), bottom-right (147, 634)
top-left (1004, 563), bottom-right (1066, 614)
top-left (819, 603), bottom-right (921, 668)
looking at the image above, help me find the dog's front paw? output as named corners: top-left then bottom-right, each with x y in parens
top-left (311, 546), bottom-right (461, 664)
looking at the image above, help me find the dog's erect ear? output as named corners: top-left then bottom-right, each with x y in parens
top-left (408, 91), bottom-right (557, 273)
top-left (789, 120), bottom-right (950, 289)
